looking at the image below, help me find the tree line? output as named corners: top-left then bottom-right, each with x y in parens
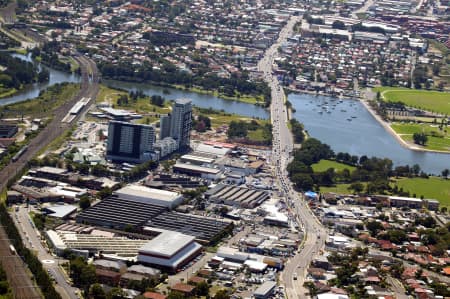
top-left (0, 54), bottom-right (46, 89)
top-left (287, 129), bottom-right (438, 195)
top-left (227, 120), bottom-right (272, 145)
top-left (0, 203), bottom-right (62, 299)
top-left (98, 62), bottom-right (271, 107)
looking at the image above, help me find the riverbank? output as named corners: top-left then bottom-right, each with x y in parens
top-left (172, 84), bottom-right (267, 106)
top-left (104, 79), bottom-right (268, 107)
top-left (359, 98), bottom-right (450, 154)
top-left (0, 87), bottom-right (17, 99)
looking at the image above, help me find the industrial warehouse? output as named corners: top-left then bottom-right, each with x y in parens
top-left (137, 230), bottom-right (203, 272)
top-left (205, 184), bottom-right (270, 208)
top-left (145, 212), bottom-right (232, 244)
top-left (76, 184), bottom-right (232, 244)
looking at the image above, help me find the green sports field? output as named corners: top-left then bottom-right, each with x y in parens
top-left (391, 122), bottom-right (450, 152)
top-left (312, 160), bottom-right (356, 172)
top-left (373, 87), bottom-right (450, 115)
top-left (392, 177), bottom-right (450, 207)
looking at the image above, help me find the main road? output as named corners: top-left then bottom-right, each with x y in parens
top-left (0, 53), bottom-right (99, 299)
top-left (257, 15), bottom-right (328, 299)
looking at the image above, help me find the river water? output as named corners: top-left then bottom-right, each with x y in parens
top-left (1, 53), bottom-right (447, 174)
top-left (104, 80), bottom-right (270, 119)
top-left (0, 53), bottom-right (81, 106)
top-left (288, 93), bottom-right (450, 174)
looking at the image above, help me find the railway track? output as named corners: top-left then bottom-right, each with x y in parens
top-left (0, 54), bottom-right (99, 299)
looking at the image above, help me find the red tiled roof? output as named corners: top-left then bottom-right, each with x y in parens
top-left (171, 283), bottom-right (195, 294)
top-left (143, 292), bottom-right (167, 299)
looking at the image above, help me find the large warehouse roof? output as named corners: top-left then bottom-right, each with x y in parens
top-left (114, 185), bottom-right (181, 203)
top-left (139, 230), bottom-right (195, 258)
top-left (145, 211), bottom-right (231, 244)
top-left (206, 184), bottom-right (269, 208)
top-left (46, 230), bottom-right (149, 257)
top-left (76, 196), bottom-right (166, 228)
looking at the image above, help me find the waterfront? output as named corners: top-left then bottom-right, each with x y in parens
top-left (0, 53), bottom-right (81, 106)
top-left (1, 53), bottom-right (448, 174)
top-left (289, 93), bottom-right (450, 174)
top-left (104, 80), bottom-right (270, 119)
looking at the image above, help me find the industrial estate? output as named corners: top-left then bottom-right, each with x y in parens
top-left (0, 0), bottom-right (449, 299)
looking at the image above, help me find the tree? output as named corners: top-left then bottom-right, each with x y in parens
top-left (366, 220), bottom-right (383, 236)
top-left (150, 95), bottom-right (165, 107)
top-left (304, 281), bottom-right (318, 296)
top-left (167, 291), bottom-right (185, 299)
top-left (214, 290), bottom-right (230, 299)
top-left (79, 196), bottom-right (91, 210)
top-left (442, 169), bottom-right (449, 179)
top-left (227, 121), bottom-right (248, 138)
top-left (348, 182), bottom-right (364, 194)
top-left (97, 187), bottom-right (112, 200)
top-left (38, 69), bottom-right (49, 83)
top-left (413, 132), bottom-right (428, 146)
top-left (332, 20), bottom-right (346, 29)
top-left (412, 164), bottom-right (421, 176)
top-left (89, 284), bottom-right (106, 299)
top-left (195, 281), bottom-right (210, 296)
top-left (106, 288), bottom-right (127, 299)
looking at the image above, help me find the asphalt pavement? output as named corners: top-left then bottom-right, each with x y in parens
top-left (257, 15), bottom-right (328, 299)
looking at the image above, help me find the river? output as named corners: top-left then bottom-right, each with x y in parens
top-left (104, 80), bottom-right (270, 119)
top-left (288, 93), bottom-right (450, 174)
top-left (0, 53), bottom-right (81, 106)
top-left (1, 53), bottom-right (447, 174)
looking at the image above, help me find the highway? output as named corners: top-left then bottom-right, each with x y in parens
top-left (257, 15), bottom-right (328, 299)
top-left (0, 53), bottom-right (99, 299)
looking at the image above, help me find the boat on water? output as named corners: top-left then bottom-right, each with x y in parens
top-left (341, 109), bottom-right (347, 112)
top-left (347, 118), bottom-right (352, 121)
top-left (351, 116), bottom-right (357, 118)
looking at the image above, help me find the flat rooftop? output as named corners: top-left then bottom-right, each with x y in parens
top-left (145, 211), bottom-right (231, 243)
top-left (76, 196), bottom-right (167, 228)
top-left (139, 231), bottom-right (195, 258)
top-left (173, 163), bottom-right (221, 174)
top-left (114, 185), bottom-right (181, 202)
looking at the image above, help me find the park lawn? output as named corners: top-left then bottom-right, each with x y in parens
top-left (0, 83), bottom-right (80, 118)
top-left (312, 160), bottom-right (356, 172)
top-left (194, 108), bottom-right (253, 128)
top-left (96, 85), bottom-right (171, 114)
top-left (374, 87), bottom-right (450, 115)
top-left (96, 85), bottom-right (128, 103)
top-left (391, 123), bottom-right (450, 152)
top-left (392, 177), bottom-right (450, 207)
top-left (318, 183), bottom-right (361, 194)
top-left (137, 115), bottom-right (160, 125)
top-left (175, 85), bottom-right (262, 105)
top-left (247, 128), bottom-right (268, 142)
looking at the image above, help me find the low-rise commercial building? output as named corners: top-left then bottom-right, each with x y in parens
top-left (113, 185), bottom-right (183, 209)
top-left (137, 230), bottom-right (202, 272)
top-left (253, 281), bottom-right (277, 299)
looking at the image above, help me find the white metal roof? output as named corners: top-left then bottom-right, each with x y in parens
top-left (139, 231), bottom-right (195, 258)
top-left (114, 185), bottom-right (181, 202)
